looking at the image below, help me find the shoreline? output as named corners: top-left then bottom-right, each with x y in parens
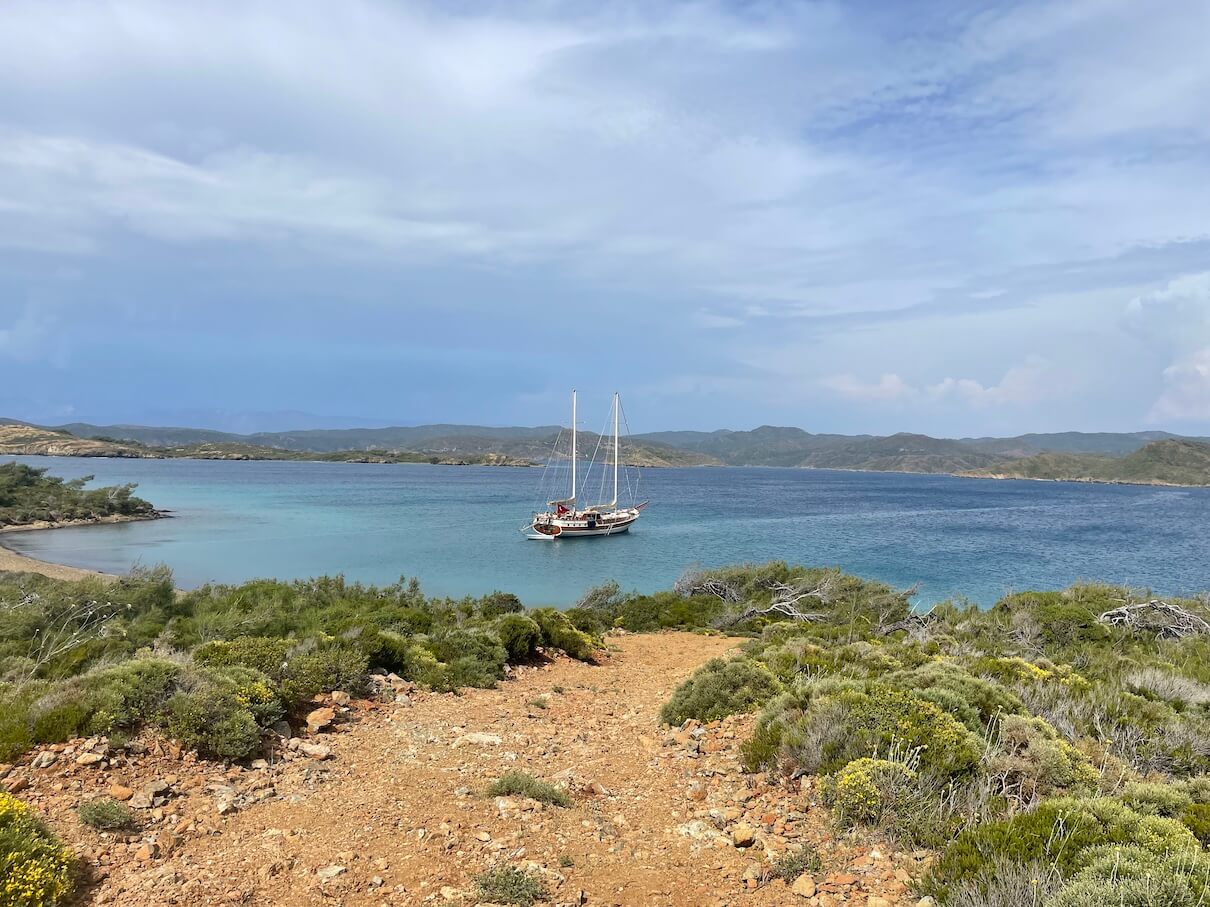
top-left (0, 512), bottom-right (167, 582)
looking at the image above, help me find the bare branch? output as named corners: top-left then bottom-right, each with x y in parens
top-left (1097, 600), bottom-right (1210, 639)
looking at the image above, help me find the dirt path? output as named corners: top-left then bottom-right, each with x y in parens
top-left (8, 633), bottom-right (924, 906)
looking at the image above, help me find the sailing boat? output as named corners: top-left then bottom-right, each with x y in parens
top-left (526, 390), bottom-right (646, 539)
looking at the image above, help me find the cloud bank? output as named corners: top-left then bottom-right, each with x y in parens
top-left (0, 0), bottom-right (1207, 432)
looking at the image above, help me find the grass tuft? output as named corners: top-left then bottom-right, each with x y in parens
top-left (486, 772), bottom-right (571, 808)
top-left (473, 865), bottom-right (548, 906)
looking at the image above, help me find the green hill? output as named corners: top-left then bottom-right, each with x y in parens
top-left (964, 439), bottom-right (1210, 486)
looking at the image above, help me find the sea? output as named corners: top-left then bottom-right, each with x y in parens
top-left (5, 456), bottom-right (1210, 607)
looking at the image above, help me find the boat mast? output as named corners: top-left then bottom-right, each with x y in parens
top-left (612, 392), bottom-right (619, 508)
top-left (571, 389), bottom-right (577, 507)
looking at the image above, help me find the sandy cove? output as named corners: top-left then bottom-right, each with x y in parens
top-left (0, 513), bottom-right (166, 581)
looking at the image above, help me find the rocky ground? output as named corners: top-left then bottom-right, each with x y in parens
top-left (2, 633), bottom-right (933, 907)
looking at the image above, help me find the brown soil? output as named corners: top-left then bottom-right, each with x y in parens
top-left (4, 633), bottom-right (926, 906)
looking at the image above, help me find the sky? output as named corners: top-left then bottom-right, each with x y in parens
top-left (1, 0), bottom-right (1209, 437)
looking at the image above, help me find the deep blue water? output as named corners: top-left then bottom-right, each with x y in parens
top-left (4, 456), bottom-right (1210, 606)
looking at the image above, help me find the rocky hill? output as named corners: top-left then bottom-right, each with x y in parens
top-left (0, 424), bottom-right (148, 458)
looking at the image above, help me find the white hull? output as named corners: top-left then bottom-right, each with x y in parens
top-left (527, 508), bottom-right (641, 540)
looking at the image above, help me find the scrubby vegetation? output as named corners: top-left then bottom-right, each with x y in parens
top-left (485, 772), bottom-right (571, 808)
top-left (473, 865), bottom-right (548, 906)
top-left (647, 562), bottom-right (1210, 906)
top-left (78, 798), bottom-right (137, 831)
top-left (0, 792), bottom-right (76, 906)
top-left (0, 462), bottom-right (156, 527)
top-left (0, 570), bottom-right (600, 763)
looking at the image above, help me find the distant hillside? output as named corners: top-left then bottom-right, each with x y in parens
top-left (0, 423), bottom-right (715, 468)
top-left (636, 426), bottom-right (865, 467)
top-left (795, 432), bottom-right (1002, 473)
top-left (8, 418), bottom-right (1210, 485)
top-left (635, 426), bottom-right (995, 472)
top-left (960, 430), bottom-right (1188, 458)
top-left (964, 439), bottom-right (1210, 486)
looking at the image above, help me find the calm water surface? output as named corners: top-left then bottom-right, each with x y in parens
top-left (5, 456), bottom-right (1210, 606)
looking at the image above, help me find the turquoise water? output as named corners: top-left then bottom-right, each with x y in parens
top-left (5, 455), bottom-right (1210, 606)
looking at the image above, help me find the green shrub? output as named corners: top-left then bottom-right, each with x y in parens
top-left (79, 658), bottom-right (183, 734)
top-left (478, 592), bottom-right (524, 618)
top-left (1175, 775), bottom-right (1210, 804)
top-left (922, 797), bottom-right (1200, 901)
top-left (987, 715), bottom-right (1100, 805)
top-left (78, 798), bottom-right (137, 831)
top-left (768, 845), bottom-right (822, 882)
top-left (748, 680), bottom-right (982, 779)
top-left (164, 683), bottom-right (262, 761)
top-left (494, 615), bottom-right (542, 663)
top-left (1180, 803), bottom-right (1210, 845)
top-left (473, 865), bottom-right (547, 906)
top-left (1120, 780), bottom-right (1193, 817)
top-left (485, 772), bottom-right (571, 807)
top-left (0, 792), bottom-right (76, 906)
top-left (888, 661), bottom-right (1024, 730)
top-left (280, 644), bottom-right (369, 706)
top-left (530, 609), bottom-right (595, 661)
top-left (213, 666), bottom-right (285, 727)
top-left (194, 637), bottom-right (292, 679)
top-left (822, 757), bottom-right (917, 827)
top-left (660, 658), bottom-right (782, 725)
top-left (1048, 846), bottom-right (1210, 907)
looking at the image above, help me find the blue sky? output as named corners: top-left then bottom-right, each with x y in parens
top-left (2, 0), bottom-right (1209, 436)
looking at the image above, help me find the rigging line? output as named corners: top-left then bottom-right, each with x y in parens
top-left (619, 397), bottom-right (642, 504)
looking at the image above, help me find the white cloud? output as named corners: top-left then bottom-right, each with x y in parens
top-left (823, 373), bottom-right (915, 402)
top-left (1150, 348), bottom-right (1210, 423)
top-left (1124, 272), bottom-right (1210, 424)
top-left (824, 357), bottom-right (1056, 408)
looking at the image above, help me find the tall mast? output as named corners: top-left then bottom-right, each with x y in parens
top-left (570, 389), bottom-right (577, 505)
top-left (612, 392), bottom-right (619, 507)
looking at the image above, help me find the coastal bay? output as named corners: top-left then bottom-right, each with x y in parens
top-left (4, 455), bottom-right (1210, 606)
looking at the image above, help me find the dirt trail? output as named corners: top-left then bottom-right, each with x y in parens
top-left (7, 633), bottom-right (924, 906)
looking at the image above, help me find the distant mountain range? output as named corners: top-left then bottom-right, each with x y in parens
top-left (4, 419), bottom-right (1210, 485)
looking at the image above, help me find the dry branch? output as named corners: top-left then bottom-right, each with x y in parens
top-left (1097, 600), bottom-right (1210, 639)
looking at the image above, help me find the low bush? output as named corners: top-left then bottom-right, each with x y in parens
top-left (1119, 780), bottom-right (1193, 817)
top-left (887, 661), bottom-right (1025, 731)
top-left (659, 658), bottom-right (782, 725)
top-left (822, 756), bottom-right (917, 827)
top-left (78, 798), bottom-right (137, 831)
top-left (193, 637), bottom-right (292, 679)
top-left (164, 682), bottom-right (263, 761)
top-left (922, 797), bottom-right (1200, 901)
top-left (1048, 845), bottom-right (1210, 907)
top-left (986, 715), bottom-right (1099, 806)
top-left (478, 592), bottom-right (524, 618)
top-left (768, 845), bottom-right (822, 882)
top-left (0, 792), bottom-right (76, 906)
top-left (485, 772), bottom-right (571, 808)
top-left (280, 643), bottom-right (369, 706)
top-left (746, 680), bottom-right (982, 778)
top-left (530, 609), bottom-right (595, 661)
top-left (494, 615), bottom-right (542, 663)
top-left (1180, 802), bottom-right (1210, 845)
top-left (473, 865), bottom-right (547, 907)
